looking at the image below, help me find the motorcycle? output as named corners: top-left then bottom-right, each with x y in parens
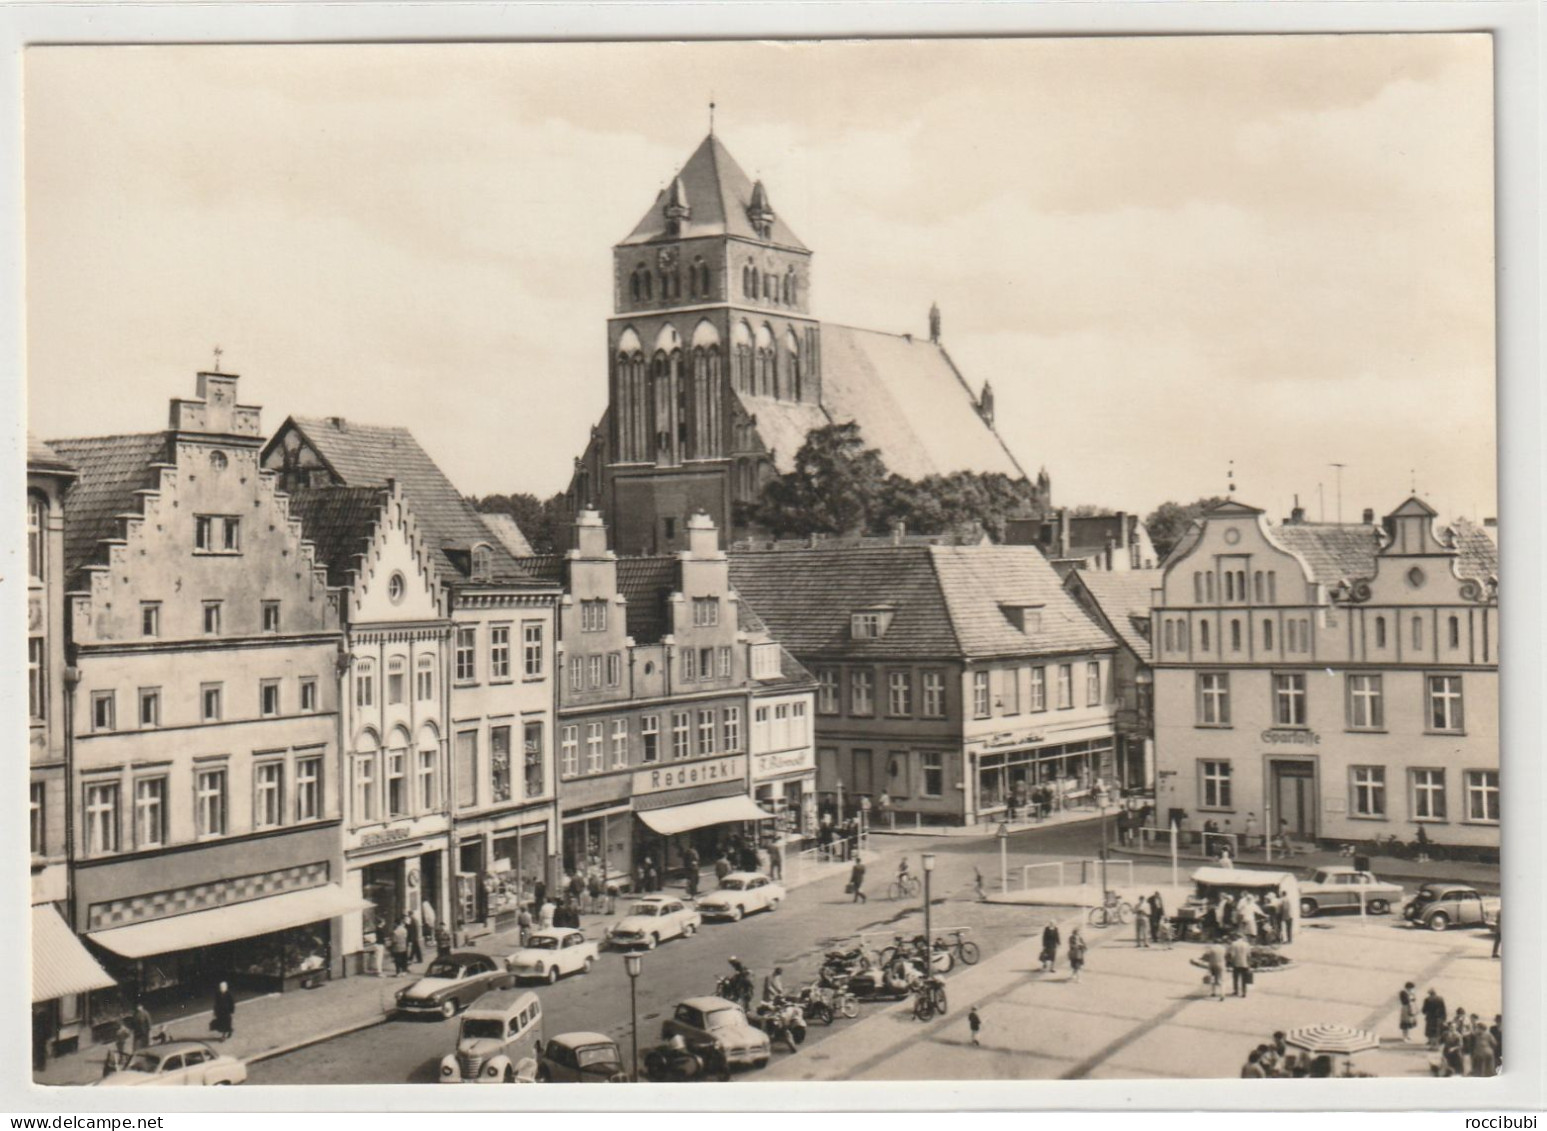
top-left (845, 960), bottom-right (919, 1003)
top-left (750, 996), bottom-right (808, 1051)
top-left (641, 1042), bottom-right (730, 1083)
top-left (796, 984), bottom-right (835, 1026)
top-left (714, 971), bottom-right (754, 1011)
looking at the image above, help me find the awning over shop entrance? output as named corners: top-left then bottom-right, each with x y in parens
top-left (635, 794), bottom-right (771, 837)
top-left (33, 905), bottom-right (117, 1003)
top-left (88, 885), bottom-right (372, 960)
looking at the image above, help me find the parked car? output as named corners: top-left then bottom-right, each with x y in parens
top-left (396, 951), bottom-right (514, 1018)
top-left (607, 895), bottom-right (702, 950)
top-left (438, 988), bottom-right (543, 1083)
top-left (660, 996), bottom-right (770, 1070)
top-left (1403, 883), bottom-right (1500, 932)
top-left (536, 1031), bottom-right (629, 1083)
top-left (95, 1041), bottom-right (246, 1087)
top-left (1298, 866), bottom-right (1405, 916)
top-left (697, 872), bottom-right (786, 921)
top-left (507, 928), bottom-right (600, 984)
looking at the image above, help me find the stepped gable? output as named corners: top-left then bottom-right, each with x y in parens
top-left (286, 486), bottom-right (393, 589)
top-left (620, 134), bottom-right (807, 251)
top-left (819, 325), bottom-right (1025, 480)
top-left (46, 432), bottom-right (174, 590)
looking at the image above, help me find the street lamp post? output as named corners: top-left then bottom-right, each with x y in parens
top-left (997, 822), bottom-right (1010, 894)
top-left (624, 953), bottom-right (642, 1081)
top-left (922, 852), bottom-right (936, 971)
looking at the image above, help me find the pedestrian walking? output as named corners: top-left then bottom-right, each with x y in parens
top-left (1134, 901), bottom-right (1151, 948)
top-left (211, 981), bottom-right (235, 1041)
top-left (762, 966), bottom-right (786, 1003)
top-left (1040, 921), bottom-right (1061, 973)
top-left (1067, 928), bottom-right (1087, 982)
top-left (1398, 982), bottom-right (1418, 1042)
top-left (1148, 892), bottom-right (1165, 943)
top-left (406, 912), bottom-right (424, 967)
top-left (768, 841), bottom-right (783, 881)
top-left (1226, 934), bottom-right (1252, 997)
top-left (539, 898), bottom-right (556, 931)
top-left (683, 846), bottom-right (701, 895)
top-left (1201, 942), bottom-right (1225, 1000)
top-left (849, 859), bottom-right (867, 903)
top-left (1491, 909), bottom-right (1501, 959)
top-left (1422, 988), bottom-right (1447, 1050)
top-left (131, 1002), bottom-right (153, 1050)
top-left (533, 880), bottom-right (547, 916)
top-left (435, 922), bottom-right (453, 960)
top-left (968, 1006), bottom-right (982, 1047)
top-left (1243, 812), bottom-right (1259, 852)
top-left (390, 920), bottom-right (410, 975)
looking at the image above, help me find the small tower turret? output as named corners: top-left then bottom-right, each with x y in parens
top-left (928, 302), bottom-right (941, 344)
top-left (748, 179), bottom-right (775, 240)
top-left (977, 380), bottom-right (995, 427)
top-left (664, 175), bottom-right (691, 237)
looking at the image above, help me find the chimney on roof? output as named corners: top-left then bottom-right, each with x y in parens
top-left (892, 520), bottom-right (906, 546)
top-left (1362, 507), bottom-right (1375, 525)
top-left (327, 416), bottom-right (346, 431)
top-left (687, 510), bottom-right (719, 558)
top-left (929, 302), bottom-right (941, 344)
top-left (573, 507), bottom-right (609, 559)
top-left (1104, 536), bottom-right (1116, 571)
top-left (1059, 509), bottom-right (1071, 556)
top-left (1484, 517), bottom-right (1497, 528)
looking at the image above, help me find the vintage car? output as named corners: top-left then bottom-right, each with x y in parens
top-left (396, 951), bottom-right (514, 1018)
top-left (606, 895), bottom-right (702, 950)
top-left (438, 988), bottom-right (543, 1083)
top-left (507, 928), bottom-right (600, 983)
top-left (660, 995), bottom-right (770, 1070)
top-left (1403, 882), bottom-right (1501, 932)
top-left (1297, 866), bottom-right (1406, 916)
top-left (696, 872), bottom-right (786, 921)
top-left (95, 1041), bottom-right (247, 1087)
top-left (536, 1031), bottom-right (629, 1083)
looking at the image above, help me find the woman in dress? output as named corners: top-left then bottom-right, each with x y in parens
top-left (1067, 928), bottom-right (1087, 983)
top-left (211, 982), bottom-right (235, 1041)
top-left (1398, 982), bottom-right (1418, 1042)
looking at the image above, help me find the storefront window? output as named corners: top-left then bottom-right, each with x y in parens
top-left (524, 723), bottom-right (545, 796)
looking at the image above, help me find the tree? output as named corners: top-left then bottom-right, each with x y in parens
top-left (468, 491), bottom-right (568, 556)
top-left (746, 422), bottom-right (891, 537)
top-left (1144, 496), bottom-right (1229, 560)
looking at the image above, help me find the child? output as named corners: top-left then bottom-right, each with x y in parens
top-left (968, 1006), bottom-right (982, 1047)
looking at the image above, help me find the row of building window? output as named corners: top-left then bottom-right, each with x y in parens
top-left (89, 675), bottom-right (320, 732)
top-left (741, 262), bottom-right (799, 306)
top-left (1192, 569), bottom-right (1278, 604)
top-left (1198, 760), bottom-right (1499, 824)
top-left (133, 599), bottom-right (286, 639)
top-left (560, 705), bottom-right (745, 776)
top-left (81, 754), bottom-right (325, 856)
top-left (814, 663), bottom-right (1103, 720)
top-left (1165, 612), bottom-right (1469, 656)
top-left (628, 260), bottom-right (715, 305)
top-left (446, 723), bottom-right (546, 812)
top-left (1195, 671), bottom-right (1465, 732)
top-left (752, 701), bottom-right (809, 753)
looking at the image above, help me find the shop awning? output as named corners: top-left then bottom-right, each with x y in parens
top-left (88, 885), bottom-right (371, 961)
top-left (635, 794), bottom-right (772, 837)
top-left (33, 906), bottom-right (117, 1003)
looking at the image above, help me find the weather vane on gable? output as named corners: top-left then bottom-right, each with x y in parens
top-left (1227, 459), bottom-right (1235, 498)
top-left (709, 96), bottom-right (716, 136)
top-left (212, 345), bottom-right (223, 374)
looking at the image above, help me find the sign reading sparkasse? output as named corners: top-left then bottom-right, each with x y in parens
top-left (1260, 728), bottom-right (1321, 746)
top-left (634, 753), bottom-right (747, 795)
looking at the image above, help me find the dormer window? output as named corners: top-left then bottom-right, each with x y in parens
top-left (1001, 603), bottom-right (1044, 634)
top-left (851, 607), bottom-right (895, 640)
top-left (471, 543), bottom-right (493, 581)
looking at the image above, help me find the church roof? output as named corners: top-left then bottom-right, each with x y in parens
top-left (273, 416), bottom-right (540, 587)
top-left (819, 325), bottom-right (1026, 480)
top-left (286, 486), bottom-right (392, 589)
top-left (619, 134), bottom-right (808, 251)
top-left (46, 431), bottom-right (174, 589)
top-left (733, 392), bottom-right (831, 473)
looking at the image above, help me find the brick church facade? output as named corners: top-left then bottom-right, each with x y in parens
top-left (567, 132), bottom-right (1046, 556)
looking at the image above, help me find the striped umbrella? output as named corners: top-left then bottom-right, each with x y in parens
top-left (1284, 1024), bottom-right (1380, 1056)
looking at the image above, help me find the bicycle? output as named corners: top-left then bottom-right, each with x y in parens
top-left (889, 873), bottom-right (922, 901)
top-left (1086, 889), bottom-right (1134, 928)
top-left (935, 928), bottom-right (981, 966)
top-left (912, 976), bottom-right (948, 1021)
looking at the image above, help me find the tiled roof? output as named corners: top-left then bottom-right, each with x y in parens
top-left (820, 325), bottom-right (1026, 480)
top-left (286, 486), bottom-right (390, 589)
top-left (27, 432), bottom-right (75, 475)
top-left (733, 393), bottom-right (831, 474)
top-left (620, 134), bottom-right (807, 251)
top-left (1444, 518), bottom-right (1498, 582)
top-left (1269, 523), bottom-right (1384, 586)
top-left (281, 416), bottom-right (534, 586)
top-left (46, 432), bottom-right (173, 589)
top-left (929, 546), bottom-right (1115, 659)
top-left (729, 544), bottom-right (1113, 661)
top-left (1067, 569), bottom-right (1164, 662)
top-left (478, 512), bottom-right (534, 558)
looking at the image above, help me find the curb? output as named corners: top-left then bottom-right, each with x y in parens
top-left (243, 1010), bottom-right (393, 1067)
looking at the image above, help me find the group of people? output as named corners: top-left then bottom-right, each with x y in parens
top-left (1036, 920), bottom-right (1088, 980)
top-left (1195, 887), bottom-right (1294, 945)
top-left (1240, 1032), bottom-right (1356, 1078)
top-left (382, 907), bottom-right (453, 976)
top-left (1132, 891), bottom-right (1174, 948)
top-left (1196, 934), bottom-right (1259, 999)
top-left (817, 811), bottom-right (863, 861)
top-left (1408, 984), bottom-right (1500, 1077)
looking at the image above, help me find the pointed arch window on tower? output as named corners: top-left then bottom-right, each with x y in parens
top-left (785, 330), bottom-right (801, 402)
top-left (743, 262), bottom-right (756, 299)
top-left (699, 263), bottom-right (711, 296)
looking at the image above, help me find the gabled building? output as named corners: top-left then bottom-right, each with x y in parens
top-left (287, 481), bottom-right (455, 971)
top-left (1150, 498), bottom-right (1499, 855)
top-left (1006, 509), bottom-right (1159, 575)
top-left (263, 416), bottom-right (562, 937)
top-left (50, 371), bottom-right (353, 1028)
top-left (729, 544), bottom-right (1120, 826)
top-left (566, 132), bottom-right (1045, 555)
top-left (517, 510), bottom-right (813, 887)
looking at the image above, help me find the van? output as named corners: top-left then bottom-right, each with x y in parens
top-left (439, 988), bottom-right (543, 1083)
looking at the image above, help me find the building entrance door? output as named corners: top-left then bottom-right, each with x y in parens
top-left (1271, 760), bottom-right (1317, 839)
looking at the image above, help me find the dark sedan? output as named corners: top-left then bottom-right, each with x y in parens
top-left (395, 952), bottom-right (514, 1019)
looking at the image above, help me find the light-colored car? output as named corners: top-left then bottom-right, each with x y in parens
top-left (697, 872), bottom-right (786, 922)
top-left (606, 896), bottom-right (702, 950)
top-left (537, 1031), bottom-right (628, 1083)
top-left (507, 928), bottom-right (600, 984)
top-left (660, 995), bottom-right (771, 1070)
top-left (439, 988), bottom-right (543, 1083)
top-left (95, 1041), bottom-right (246, 1087)
top-left (1403, 883), bottom-right (1501, 932)
top-left (396, 951), bottom-right (514, 1018)
top-left (1298, 867), bottom-right (1405, 917)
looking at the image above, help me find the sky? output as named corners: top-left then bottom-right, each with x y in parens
top-left (24, 37), bottom-right (1497, 524)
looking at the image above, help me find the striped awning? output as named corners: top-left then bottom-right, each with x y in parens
top-left (635, 794), bottom-right (772, 837)
top-left (88, 884), bottom-right (370, 960)
top-left (33, 906), bottom-right (116, 1003)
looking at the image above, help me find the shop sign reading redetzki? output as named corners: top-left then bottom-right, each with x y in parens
top-left (634, 754), bottom-right (747, 795)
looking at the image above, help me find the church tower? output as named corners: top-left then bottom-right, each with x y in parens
top-left (602, 133), bottom-right (822, 555)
